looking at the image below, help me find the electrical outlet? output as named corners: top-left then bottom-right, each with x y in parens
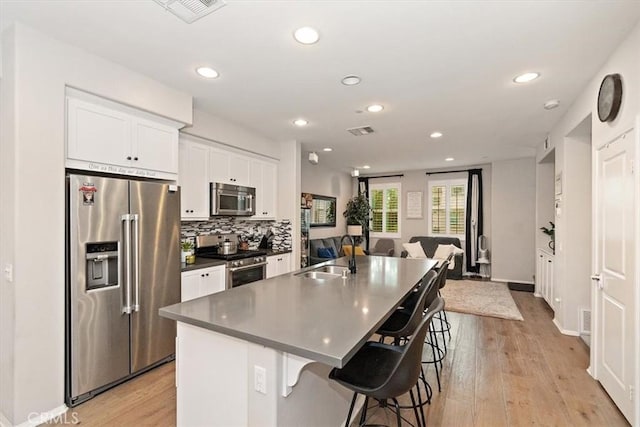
top-left (254, 365), bottom-right (266, 394)
top-left (4, 264), bottom-right (13, 282)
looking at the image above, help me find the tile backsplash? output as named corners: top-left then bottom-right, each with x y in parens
top-left (181, 217), bottom-right (292, 251)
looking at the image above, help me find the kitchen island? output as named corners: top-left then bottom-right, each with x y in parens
top-left (160, 255), bottom-right (436, 427)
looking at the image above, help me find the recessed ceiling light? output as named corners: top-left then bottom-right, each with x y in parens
top-left (293, 119), bottom-right (308, 127)
top-left (430, 131), bottom-right (443, 139)
top-left (445, 157), bottom-right (454, 162)
top-left (341, 75), bottom-right (361, 86)
top-left (293, 27), bottom-right (320, 44)
top-left (366, 104), bottom-right (384, 113)
top-left (513, 72), bottom-right (540, 83)
top-left (362, 165), bottom-right (371, 169)
top-left (544, 99), bottom-right (560, 110)
top-left (323, 147), bottom-right (333, 152)
top-left (196, 67), bottom-right (219, 79)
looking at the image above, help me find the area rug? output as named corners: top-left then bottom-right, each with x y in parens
top-left (439, 279), bottom-right (524, 321)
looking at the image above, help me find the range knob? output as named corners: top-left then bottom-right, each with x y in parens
top-left (255, 257), bottom-right (264, 263)
top-left (232, 261), bottom-right (241, 267)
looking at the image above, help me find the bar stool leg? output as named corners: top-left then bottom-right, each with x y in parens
top-left (409, 389), bottom-right (423, 427)
top-left (392, 398), bottom-right (402, 427)
top-left (344, 392), bottom-right (357, 427)
top-left (358, 396), bottom-right (369, 426)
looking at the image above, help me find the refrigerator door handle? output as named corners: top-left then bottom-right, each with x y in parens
top-left (132, 214), bottom-right (140, 312)
top-left (121, 214), bottom-right (132, 314)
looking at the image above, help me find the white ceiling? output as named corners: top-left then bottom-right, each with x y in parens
top-left (2, 1), bottom-right (640, 174)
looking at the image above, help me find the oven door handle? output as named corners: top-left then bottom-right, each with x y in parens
top-left (228, 262), bottom-right (268, 272)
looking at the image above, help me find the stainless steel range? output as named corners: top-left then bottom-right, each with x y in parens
top-left (195, 234), bottom-right (267, 289)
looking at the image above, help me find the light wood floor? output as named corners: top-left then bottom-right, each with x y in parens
top-left (49, 291), bottom-right (629, 426)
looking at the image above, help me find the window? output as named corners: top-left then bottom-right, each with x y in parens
top-left (428, 179), bottom-right (466, 237)
top-left (369, 182), bottom-right (401, 238)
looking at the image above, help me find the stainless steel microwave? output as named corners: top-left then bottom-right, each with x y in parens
top-left (210, 182), bottom-right (256, 216)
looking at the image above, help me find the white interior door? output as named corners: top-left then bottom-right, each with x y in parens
top-left (594, 128), bottom-right (636, 423)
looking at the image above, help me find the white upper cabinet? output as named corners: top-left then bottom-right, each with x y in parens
top-left (66, 91), bottom-right (182, 180)
top-left (133, 118), bottom-right (178, 174)
top-left (179, 138), bottom-right (210, 220)
top-left (209, 148), bottom-right (250, 187)
top-left (250, 159), bottom-right (278, 219)
top-left (67, 97), bottom-right (132, 167)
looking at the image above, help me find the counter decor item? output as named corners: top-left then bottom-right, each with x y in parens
top-left (181, 240), bottom-right (195, 263)
top-left (540, 221), bottom-right (555, 254)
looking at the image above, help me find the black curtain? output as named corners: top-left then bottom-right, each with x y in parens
top-left (465, 169), bottom-right (483, 273)
top-left (358, 177), bottom-right (370, 251)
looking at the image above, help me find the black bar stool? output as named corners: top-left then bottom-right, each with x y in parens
top-left (329, 299), bottom-right (443, 427)
top-left (420, 259), bottom-right (450, 392)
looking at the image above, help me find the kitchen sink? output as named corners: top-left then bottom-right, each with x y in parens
top-left (297, 271), bottom-right (342, 280)
top-left (295, 265), bottom-right (349, 280)
top-left (313, 265), bottom-right (350, 275)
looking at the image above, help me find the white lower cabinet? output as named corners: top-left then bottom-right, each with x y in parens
top-left (536, 249), bottom-right (554, 309)
top-left (266, 253), bottom-right (291, 279)
top-left (181, 265), bottom-right (226, 302)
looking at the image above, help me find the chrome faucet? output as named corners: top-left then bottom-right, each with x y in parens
top-left (341, 234), bottom-right (357, 274)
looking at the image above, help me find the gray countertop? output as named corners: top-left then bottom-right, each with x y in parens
top-left (162, 256), bottom-right (436, 367)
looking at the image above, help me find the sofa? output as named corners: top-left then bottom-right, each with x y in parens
top-left (401, 236), bottom-right (464, 280)
top-left (309, 236), bottom-right (346, 265)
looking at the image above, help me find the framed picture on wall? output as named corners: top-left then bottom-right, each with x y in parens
top-left (406, 191), bottom-right (423, 219)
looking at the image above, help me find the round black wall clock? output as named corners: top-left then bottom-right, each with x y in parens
top-left (597, 73), bottom-right (623, 122)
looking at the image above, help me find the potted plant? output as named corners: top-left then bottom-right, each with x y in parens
top-left (343, 194), bottom-right (371, 245)
top-left (181, 239), bottom-right (195, 263)
top-left (540, 221), bottom-right (555, 254)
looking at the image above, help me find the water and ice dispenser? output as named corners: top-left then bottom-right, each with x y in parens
top-left (85, 242), bottom-right (118, 290)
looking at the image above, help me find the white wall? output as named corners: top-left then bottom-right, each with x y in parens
top-left (491, 157), bottom-right (537, 283)
top-left (301, 158), bottom-right (352, 240)
top-left (185, 109), bottom-right (280, 159)
top-left (0, 23), bottom-right (194, 425)
top-left (535, 154), bottom-right (555, 254)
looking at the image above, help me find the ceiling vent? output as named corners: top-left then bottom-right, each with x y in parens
top-left (153, 0), bottom-right (227, 24)
top-left (347, 126), bottom-right (375, 136)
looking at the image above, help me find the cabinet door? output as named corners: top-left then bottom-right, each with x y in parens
top-left (133, 118), bottom-right (178, 174)
top-left (266, 256), bottom-right (278, 279)
top-left (229, 155), bottom-right (250, 186)
top-left (179, 140), bottom-right (210, 219)
top-left (276, 253), bottom-right (291, 276)
top-left (181, 270), bottom-right (202, 302)
top-left (261, 162), bottom-right (277, 218)
top-left (209, 148), bottom-right (232, 184)
top-left (201, 266), bottom-right (226, 296)
top-left (67, 97), bottom-right (131, 167)
top-left (250, 160), bottom-right (278, 219)
top-left (546, 257), bottom-right (554, 308)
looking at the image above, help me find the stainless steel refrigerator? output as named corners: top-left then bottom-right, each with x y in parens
top-left (66, 173), bottom-right (181, 406)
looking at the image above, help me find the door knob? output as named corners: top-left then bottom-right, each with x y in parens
top-left (591, 274), bottom-right (604, 289)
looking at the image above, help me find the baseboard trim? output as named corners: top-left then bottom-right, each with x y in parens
top-left (533, 292), bottom-right (542, 298)
top-left (13, 405), bottom-right (68, 427)
top-left (552, 318), bottom-right (580, 337)
top-left (507, 282), bottom-right (535, 292)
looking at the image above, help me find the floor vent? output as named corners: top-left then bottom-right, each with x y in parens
top-left (580, 309), bottom-right (591, 334)
top-left (347, 126), bottom-right (375, 136)
top-left (153, 0), bottom-right (227, 23)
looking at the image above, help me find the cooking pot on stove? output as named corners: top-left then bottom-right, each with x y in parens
top-left (219, 239), bottom-right (237, 255)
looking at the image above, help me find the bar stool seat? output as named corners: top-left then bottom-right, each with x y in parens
top-left (329, 300), bottom-right (443, 427)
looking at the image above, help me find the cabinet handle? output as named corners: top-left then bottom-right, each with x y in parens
top-left (127, 156), bottom-right (132, 160)
top-left (134, 157), bottom-right (139, 161)
top-left (201, 274), bottom-right (205, 277)
top-left (206, 273), bottom-right (209, 276)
